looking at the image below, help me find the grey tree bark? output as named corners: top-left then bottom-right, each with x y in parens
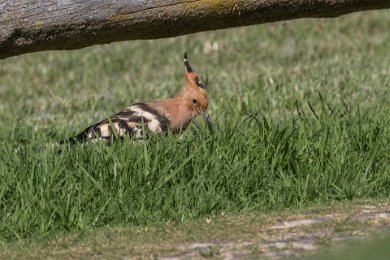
top-left (1, 0), bottom-right (389, 59)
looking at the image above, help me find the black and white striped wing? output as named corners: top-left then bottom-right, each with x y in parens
top-left (70, 103), bottom-right (170, 142)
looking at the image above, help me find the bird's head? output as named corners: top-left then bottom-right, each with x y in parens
top-left (179, 52), bottom-right (213, 129)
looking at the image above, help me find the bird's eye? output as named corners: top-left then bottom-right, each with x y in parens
top-left (192, 99), bottom-right (198, 104)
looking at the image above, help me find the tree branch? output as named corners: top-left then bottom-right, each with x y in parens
top-left (1, 0), bottom-right (389, 59)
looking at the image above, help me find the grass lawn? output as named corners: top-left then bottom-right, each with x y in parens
top-left (0, 8), bottom-right (389, 255)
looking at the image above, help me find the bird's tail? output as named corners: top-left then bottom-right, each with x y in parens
top-left (59, 128), bottom-right (90, 145)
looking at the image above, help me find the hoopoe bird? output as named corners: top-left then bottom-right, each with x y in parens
top-left (65, 52), bottom-right (212, 143)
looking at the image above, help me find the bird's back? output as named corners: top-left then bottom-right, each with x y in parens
top-left (66, 102), bottom-right (170, 143)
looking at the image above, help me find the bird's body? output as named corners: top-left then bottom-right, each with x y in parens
top-left (66, 53), bottom-right (211, 143)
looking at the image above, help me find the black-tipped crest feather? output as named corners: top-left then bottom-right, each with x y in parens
top-left (183, 51), bottom-right (193, 73)
top-left (184, 52), bottom-right (205, 89)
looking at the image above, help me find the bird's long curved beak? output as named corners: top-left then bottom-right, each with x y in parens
top-left (201, 110), bottom-right (213, 131)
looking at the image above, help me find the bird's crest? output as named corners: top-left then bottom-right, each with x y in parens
top-left (184, 52), bottom-right (205, 90)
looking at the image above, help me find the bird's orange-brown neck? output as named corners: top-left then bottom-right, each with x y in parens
top-left (145, 97), bottom-right (196, 131)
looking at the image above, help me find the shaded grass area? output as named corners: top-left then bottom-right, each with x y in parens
top-left (0, 10), bottom-right (390, 242)
top-left (310, 232), bottom-right (390, 260)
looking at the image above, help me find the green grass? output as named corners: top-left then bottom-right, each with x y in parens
top-left (0, 10), bottom-right (390, 243)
